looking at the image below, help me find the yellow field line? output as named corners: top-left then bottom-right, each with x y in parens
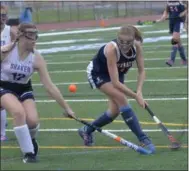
top-left (6, 117), bottom-right (188, 127)
top-left (1, 145), bottom-right (188, 149)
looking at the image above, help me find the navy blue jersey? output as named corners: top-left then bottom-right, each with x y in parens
top-left (166, 1), bottom-right (186, 22)
top-left (90, 39), bottom-right (137, 76)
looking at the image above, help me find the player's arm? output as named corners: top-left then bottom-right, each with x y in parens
top-left (156, 7), bottom-right (169, 22)
top-left (34, 50), bottom-right (75, 117)
top-left (10, 27), bottom-right (17, 42)
top-left (135, 41), bottom-right (146, 94)
top-left (0, 43), bottom-right (14, 61)
top-left (0, 47), bottom-right (6, 61)
top-left (105, 43), bottom-right (137, 99)
top-left (179, 3), bottom-right (187, 17)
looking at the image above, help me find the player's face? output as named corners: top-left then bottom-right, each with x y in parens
top-left (25, 31), bottom-right (38, 41)
top-left (24, 31), bottom-right (38, 51)
top-left (0, 12), bottom-right (7, 25)
top-left (117, 35), bottom-right (134, 53)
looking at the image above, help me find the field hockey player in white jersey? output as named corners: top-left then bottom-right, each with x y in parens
top-left (0, 23), bottom-right (75, 163)
top-left (1, 4), bottom-right (16, 141)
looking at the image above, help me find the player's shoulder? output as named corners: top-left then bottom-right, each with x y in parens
top-left (104, 41), bottom-right (117, 55)
top-left (134, 40), bottom-right (142, 48)
top-left (4, 24), bottom-right (11, 30)
top-left (34, 49), bottom-right (44, 57)
top-left (107, 40), bottom-right (118, 49)
top-left (33, 49), bottom-right (45, 63)
top-left (1, 25), bottom-right (10, 34)
top-left (34, 49), bottom-right (40, 55)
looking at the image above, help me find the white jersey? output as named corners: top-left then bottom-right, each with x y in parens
top-left (1, 45), bottom-right (35, 84)
top-left (1, 25), bottom-right (11, 46)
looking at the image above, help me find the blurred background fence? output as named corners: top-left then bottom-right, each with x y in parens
top-left (3, 1), bottom-right (166, 24)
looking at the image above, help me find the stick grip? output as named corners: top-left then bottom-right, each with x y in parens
top-left (145, 104), bottom-right (155, 117)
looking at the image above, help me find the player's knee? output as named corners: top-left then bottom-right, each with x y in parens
top-left (114, 94), bottom-right (127, 107)
top-left (12, 108), bottom-right (26, 124)
top-left (28, 121), bottom-right (39, 129)
top-left (171, 38), bottom-right (179, 45)
top-left (108, 109), bottom-right (119, 117)
top-left (27, 115), bottom-right (39, 128)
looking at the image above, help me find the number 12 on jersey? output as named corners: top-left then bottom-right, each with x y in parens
top-left (12, 73), bottom-right (26, 81)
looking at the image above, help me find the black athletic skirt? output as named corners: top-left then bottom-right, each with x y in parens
top-left (0, 80), bottom-right (34, 102)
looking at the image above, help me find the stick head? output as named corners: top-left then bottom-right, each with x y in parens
top-left (170, 142), bottom-right (181, 150)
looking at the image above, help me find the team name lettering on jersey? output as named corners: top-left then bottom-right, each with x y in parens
top-left (117, 61), bottom-right (132, 69)
top-left (10, 63), bottom-right (31, 73)
top-left (117, 61), bottom-right (133, 73)
top-left (1, 45), bottom-right (35, 84)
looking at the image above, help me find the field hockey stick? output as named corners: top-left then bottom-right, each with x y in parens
top-left (155, 16), bottom-right (183, 23)
top-left (69, 115), bottom-right (152, 155)
top-left (139, 17), bottom-right (182, 25)
top-left (145, 104), bottom-right (181, 150)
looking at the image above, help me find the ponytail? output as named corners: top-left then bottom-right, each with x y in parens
top-left (128, 25), bottom-right (143, 43)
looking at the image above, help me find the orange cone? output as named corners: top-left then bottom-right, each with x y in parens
top-left (99, 19), bottom-right (107, 27)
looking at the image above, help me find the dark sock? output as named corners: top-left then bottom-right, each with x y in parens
top-left (170, 45), bottom-right (178, 62)
top-left (120, 105), bottom-right (147, 141)
top-left (178, 45), bottom-right (187, 61)
top-left (86, 112), bottom-right (114, 134)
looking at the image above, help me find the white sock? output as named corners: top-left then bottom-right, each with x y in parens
top-left (29, 124), bottom-right (40, 139)
top-left (14, 124), bottom-right (34, 154)
top-left (1, 109), bottom-right (7, 137)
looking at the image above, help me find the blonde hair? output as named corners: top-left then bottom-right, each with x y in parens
top-left (17, 23), bottom-right (37, 39)
top-left (2, 23), bottom-right (37, 54)
top-left (118, 25), bottom-right (143, 43)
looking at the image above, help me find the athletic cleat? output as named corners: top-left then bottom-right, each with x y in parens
top-left (140, 138), bottom-right (156, 154)
top-left (166, 59), bottom-right (174, 67)
top-left (0, 135), bottom-right (8, 141)
top-left (23, 153), bottom-right (37, 163)
top-left (32, 138), bottom-right (39, 156)
top-left (78, 126), bottom-right (94, 146)
top-left (180, 59), bottom-right (188, 66)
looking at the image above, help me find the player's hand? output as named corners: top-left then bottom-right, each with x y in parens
top-left (135, 92), bottom-right (147, 108)
top-left (63, 108), bottom-right (75, 118)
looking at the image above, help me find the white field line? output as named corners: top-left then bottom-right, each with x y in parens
top-left (46, 57), bottom-right (186, 65)
top-left (35, 97), bottom-right (187, 103)
top-left (33, 78), bottom-right (188, 86)
top-left (34, 66), bottom-right (187, 74)
top-left (37, 38), bottom-right (101, 45)
top-left (144, 29), bottom-right (169, 34)
top-left (38, 39), bottom-right (187, 54)
top-left (47, 61), bottom-right (88, 64)
top-left (45, 53), bottom-right (93, 58)
top-left (143, 43), bottom-right (187, 48)
top-left (44, 51), bottom-right (173, 63)
top-left (38, 25), bottom-right (151, 37)
top-left (38, 27), bottom-right (186, 37)
top-left (43, 44), bottom-right (187, 58)
top-left (5, 129), bottom-right (188, 132)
